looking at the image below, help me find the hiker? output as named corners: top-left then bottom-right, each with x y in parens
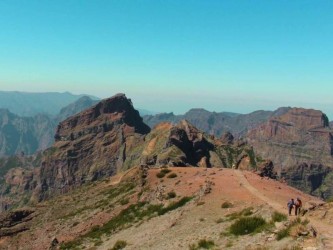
top-left (295, 197), bottom-right (302, 216)
top-left (287, 198), bottom-right (295, 216)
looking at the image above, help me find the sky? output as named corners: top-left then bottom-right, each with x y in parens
top-left (0, 0), bottom-right (332, 117)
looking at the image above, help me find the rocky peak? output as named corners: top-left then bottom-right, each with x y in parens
top-left (34, 94), bottom-right (151, 200)
top-left (247, 107), bottom-right (333, 199)
top-left (273, 108), bottom-right (329, 130)
top-left (55, 93), bottom-right (150, 141)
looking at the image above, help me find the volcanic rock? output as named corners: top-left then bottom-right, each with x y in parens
top-left (139, 120), bottom-right (256, 169)
top-left (257, 160), bottom-right (277, 179)
top-left (0, 209), bottom-right (35, 237)
top-left (36, 94), bottom-right (150, 200)
top-left (247, 107), bottom-right (333, 198)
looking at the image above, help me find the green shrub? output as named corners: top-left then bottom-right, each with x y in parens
top-left (111, 240), bottom-right (127, 250)
top-left (276, 227), bottom-right (290, 240)
top-left (120, 198), bottom-right (129, 205)
top-left (198, 239), bottom-right (215, 249)
top-left (221, 201), bottom-right (233, 208)
top-left (229, 216), bottom-right (266, 235)
top-left (156, 172), bottom-right (165, 178)
top-left (158, 197), bottom-right (192, 215)
top-left (61, 197), bottom-right (193, 248)
top-left (276, 217), bottom-right (309, 241)
top-left (271, 211), bottom-right (287, 222)
top-left (167, 191), bottom-right (176, 199)
top-left (226, 207), bottom-right (253, 220)
top-left (189, 239), bottom-right (215, 250)
top-left (160, 168), bottom-right (171, 174)
top-left (167, 173), bottom-right (178, 178)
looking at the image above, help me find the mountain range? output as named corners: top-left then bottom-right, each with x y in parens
top-left (0, 93), bottom-right (332, 205)
top-left (0, 91), bottom-right (99, 117)
top-left (0, 92), bottom-right (332, 200)
top-left (0, 93), bottom-right (332, 249)
top-left (0, 96), bottom-right (98, 156)
top-left (143, 107), bottom-right (291, 138)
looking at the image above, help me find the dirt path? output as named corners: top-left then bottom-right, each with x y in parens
top-left (235, 170), bottom-right (285, 213)
top-left (109, 167), bottom-right (138, 185)
top-left (235, 170), bottom-right (333, 250)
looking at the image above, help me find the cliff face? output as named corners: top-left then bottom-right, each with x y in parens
top-left (247, 108), bottom-right (333, 199)
top-left (247, 108), bottom-right (333, 168)
top-left (35, 94), bottom-right (150, 200)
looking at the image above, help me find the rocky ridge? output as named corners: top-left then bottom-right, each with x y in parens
top-left (247, 107), bottom-right (333, 199)
top-left (0, 94), bottom-right (260, 210)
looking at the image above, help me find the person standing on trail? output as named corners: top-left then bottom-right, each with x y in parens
top-left (295, 197), bottom-right (302, 216)
top-left (287, 198), bottom-right (295, 216)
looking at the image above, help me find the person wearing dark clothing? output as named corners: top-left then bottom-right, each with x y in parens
top-left (295, 197), bottom-right (302, 216)
top-left (287, 198), bottom-right (295, 216)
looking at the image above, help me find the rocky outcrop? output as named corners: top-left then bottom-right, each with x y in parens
top-left (36, 94), bottom-right (150, 200)
top-left (138, 121), bottom-right (257, 170)
top-left (247, 108), bottom-right (333, 169)
top-left (247, 108), bottom-right (333, 199)
top-left (257, 160), bottom-right (277, 179)
top-left (0, 209), bottom-right (35, 237)
top-left (281, 163), bottom-right (332, 199)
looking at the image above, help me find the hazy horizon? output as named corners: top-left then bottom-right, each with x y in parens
top-left (0, 1), bottom-right (332, 118)
top-left (1, 89), bottom-right (333, 120)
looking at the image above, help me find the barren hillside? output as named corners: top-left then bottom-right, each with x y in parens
top-left (1, 166), bottom-right (332, 250)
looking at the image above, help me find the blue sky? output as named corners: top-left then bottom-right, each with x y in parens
top-left (0, 1), bottom-right (332, 117)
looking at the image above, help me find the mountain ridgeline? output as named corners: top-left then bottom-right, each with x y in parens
top-left (0, 91), bottom-right (99, 117)
top-left (247, 108), bottom-right (333, 199)
top-left (0, 93), bottom-right (333, 212)
top-left (0, 96), bottom-right (99, 156)
top-left (0, 94), bottom-right (260, 210)
top-left (143, 107), bottom-right (291, 138)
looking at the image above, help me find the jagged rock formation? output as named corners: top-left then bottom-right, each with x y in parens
top-left (256, 160), bottom-right (277, 179)
top-left (36, 94), bottom-right (150, 200)
top-left (0, 209), bottom-right (35, 237)
top-left (247, 108), bottom-right (333, 199)
top-left (0, 96), bottom-right (99, 157)
top-left (0, 94), bottom-right (260, 209)
top-left (143, 107), bottom-right (291, 138)
top-left (136, 121), bottom-right (257, 169)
